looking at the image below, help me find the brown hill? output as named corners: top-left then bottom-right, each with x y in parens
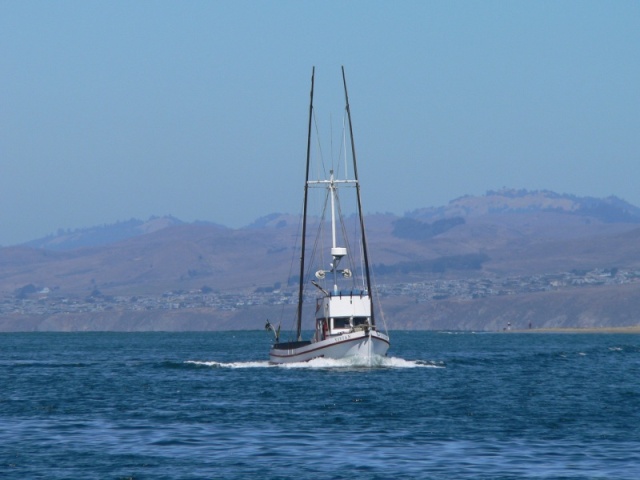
top-left (3, 190), bottom-right (640, 331)
top-left (1, 222), bottom-right (298, 297)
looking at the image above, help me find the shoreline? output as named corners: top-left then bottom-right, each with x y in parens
top-left (513, 325), bottom-right (640, 334)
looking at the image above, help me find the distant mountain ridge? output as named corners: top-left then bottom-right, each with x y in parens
top-left (20, 189), bottom-right (640, 252)
top-left (23, 216), bottom-right (224, 251)
top-left (409, 189), bottom-right (640, 223)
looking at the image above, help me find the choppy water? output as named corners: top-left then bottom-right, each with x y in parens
top-left (1, 330), bottom-right (639, 479)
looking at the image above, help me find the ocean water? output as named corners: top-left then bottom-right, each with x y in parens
top-left (1, 330), bottom-right (639, 479)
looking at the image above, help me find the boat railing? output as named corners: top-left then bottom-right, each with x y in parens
top-left (328, 290), bottom-right (368, 298)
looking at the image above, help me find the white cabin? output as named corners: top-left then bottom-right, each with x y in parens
top-left (314, 290), bottom-right (372, 340)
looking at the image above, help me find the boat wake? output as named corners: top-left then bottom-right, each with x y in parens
top-left (186, 356), bottom-right (443, 369)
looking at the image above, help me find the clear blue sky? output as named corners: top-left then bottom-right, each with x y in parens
top-left (2, 1), bottom-right (639, 246)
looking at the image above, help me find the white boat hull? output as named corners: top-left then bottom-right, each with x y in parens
top-left (269, 329), bottom-right (390, 364)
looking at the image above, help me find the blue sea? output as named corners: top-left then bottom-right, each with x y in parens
top-left (1, 330), bottom-right (639, 479)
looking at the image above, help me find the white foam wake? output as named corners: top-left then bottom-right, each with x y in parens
top-left (186, 360), bottom-right (269, 369)
top-left (186, 356), bottom-right (443, 369)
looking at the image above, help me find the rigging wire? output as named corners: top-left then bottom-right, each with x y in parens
top-left (342, 111), bottom-right (349, 180)
top-left (330, 113), bottom-right (335, 177)
top-left (277, 196), bottom-right (306, 342)
top-left (334, 191), bottom-right (357, 291)
top-left (312, 109), bottom-right (327, 181)
top-left (369, 264), bottom-right (389, 335)
top-left (306, 189), bottom-right (330, 292)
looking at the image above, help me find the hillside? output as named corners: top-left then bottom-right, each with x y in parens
top-left (2, 190), bottom-right (640, 331)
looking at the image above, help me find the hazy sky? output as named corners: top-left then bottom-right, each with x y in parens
top-left (2, 1), bottom-right (639, 246)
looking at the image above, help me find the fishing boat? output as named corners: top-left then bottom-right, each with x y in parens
top-left (266, 67), bottom-right (390, 364)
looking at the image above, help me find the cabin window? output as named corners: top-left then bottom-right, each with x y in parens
top-left (353, 317), bottom-right (368, 327)
top-left (332, 318), bottom-right (350, 329)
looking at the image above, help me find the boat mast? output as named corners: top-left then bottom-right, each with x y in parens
top-left (328, 170), bottom-right (345, 294)
top-left (341, 66), bottom-right (376, 326)
top-left (296, 67), bottom-right (315, 342)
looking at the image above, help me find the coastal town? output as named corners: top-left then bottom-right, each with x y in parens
top-left (3, 267), bottom-right (638, 317)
